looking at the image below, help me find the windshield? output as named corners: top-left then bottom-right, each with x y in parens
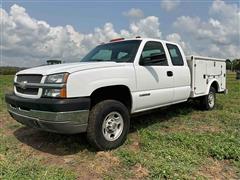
top-left (81, 40), bottom-right (141, 63)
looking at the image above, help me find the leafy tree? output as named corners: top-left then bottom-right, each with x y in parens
top-left (232, 59), bottom-right (240, 71)
top-left (226, 59), bottom-right (232, 71)
top-left (225, 59), bottom-right (240, 71)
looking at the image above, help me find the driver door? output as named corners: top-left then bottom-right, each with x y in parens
top-left (133, 41), bottom-right (174, 112)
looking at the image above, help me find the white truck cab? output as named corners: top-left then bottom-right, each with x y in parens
top-left (5, 37), bottom-right (227, 150)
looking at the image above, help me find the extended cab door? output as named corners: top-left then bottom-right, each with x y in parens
top-left (166, 43), bottom-right (191, 102)
top-left (133, 40), bottom-right (174, 112)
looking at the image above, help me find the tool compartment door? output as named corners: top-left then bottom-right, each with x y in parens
top-left (207, 61), bottom-right (226, 92)
top-left (194, 60), bottom-right (207, 95)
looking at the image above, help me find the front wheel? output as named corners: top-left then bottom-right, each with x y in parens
top-left (201, 87), bottom-right (216, 110)
top-left (86, 100), bottom-right (130, 150)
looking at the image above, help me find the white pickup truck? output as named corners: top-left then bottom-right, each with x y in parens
top-left (5, 38), bottom-right (227, 150)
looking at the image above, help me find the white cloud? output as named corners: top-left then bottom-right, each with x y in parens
top-left (123, 8), bottom-right (144, 19)
top-left (161, 0), bottom-right (180, 12)
top-left (172, 0), bottom-right (240, 59)
top-left (1, 1), bottom-right (239, 67)
top-left (1, 5), bottom-right (161, 67)
top-left (166, 33), bottom-right (193, 55)
top-left (128, 16), bottom-right (162, 38)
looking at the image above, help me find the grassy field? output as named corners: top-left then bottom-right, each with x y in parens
top-left (0, 73), bottom-right (239, 179)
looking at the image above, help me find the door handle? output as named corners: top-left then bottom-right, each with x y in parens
top-left (167, 71), bottom-right (173, 77)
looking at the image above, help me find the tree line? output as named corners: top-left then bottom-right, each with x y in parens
top-left (0, 67), bottom-right (26, 75)
top-left (226, 59), bottom-right (240, 71)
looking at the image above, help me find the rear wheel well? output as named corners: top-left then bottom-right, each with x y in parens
top-left (211, 81), bottom-right (219, 93)
top-left (90, 85), bottom-right (132, 111)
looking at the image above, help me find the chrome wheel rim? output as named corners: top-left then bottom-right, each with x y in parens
top-left (208, 92), bottom-right (215, 108)
top-left (102, 112), bottom-right (124, 141)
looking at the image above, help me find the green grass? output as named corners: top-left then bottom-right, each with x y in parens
top-left (0, 73), bottom-right (239, 179)
top-left (116, 73), bottom-right (240, 178)
top-left (0, 75), bottom-right (14, 112)
top-left (0, 134), bottom-right (77, 179)
top-left (0, 76), bottom-right (77, 178)
top-left (118, 131), bottom-right (239, 178)
top-left (0, 134), bottom-right (76, 179)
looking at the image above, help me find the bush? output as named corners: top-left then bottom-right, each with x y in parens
top-left (0, 67), bottom-right (25, 75)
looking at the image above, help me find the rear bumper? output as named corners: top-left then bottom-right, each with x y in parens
top-left (219, 89), bottom-right (228, 94)
top-left (5, 94), bottom-right (90, 134)
top-left (224, 89), bottom-right (228, 94)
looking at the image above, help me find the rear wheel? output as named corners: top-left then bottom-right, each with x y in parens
top-left (201, 87), bottom-right (216, 110)
top-left (87, 100), bottom-right (130, 150)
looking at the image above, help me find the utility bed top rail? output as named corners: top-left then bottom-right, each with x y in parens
top-left (187, 55), bottom-right (226, 62)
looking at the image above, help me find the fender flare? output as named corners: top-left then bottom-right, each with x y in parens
top-left (206, 79), bottom-right (220, 94)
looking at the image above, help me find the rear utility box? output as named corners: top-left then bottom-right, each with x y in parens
top-left (187, 56), bottom-right (226, 97)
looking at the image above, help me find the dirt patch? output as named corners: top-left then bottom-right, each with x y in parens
top-left (128, 132), bottom-right (141, 152)
top-left (193, 124), bottom-right (222, 133)
top-left (0, 153), bottom-right (6, 162)
top-left (0, 112), bottom-right (9, 126)
top-left (131, 163), bottom-right (149, 179)
top-left (18, 139), bottom-right (121, 179)
top-left (19, 142), bottom-right (103, 179)
top-left (71, 158), bottom-right (102, 180)
top-left (0, 113), bottom-right (19, 136)
top-left (6, 122), bottom-right (123, 179)
top-left (94, 151), bottom-right (120, 173)
top-left (96, 151), bottom-right (120, 165)
top-left (197, 158), bottom-right (238, 179)
top-left (75, 168), bottom-right (101, 180)
top-left (191, 113), bottom-right (206, 121)
top-left (73, 151), bottom-right (122, 179)
top-left (17, 140), bottom-right (65, 166)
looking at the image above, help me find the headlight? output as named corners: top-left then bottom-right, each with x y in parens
top-left (45, 73), bottom-right (69, 84)
top-left (43, 73), bottom-right (69, 98)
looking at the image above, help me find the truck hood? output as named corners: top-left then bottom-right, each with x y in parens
top-left (17, 62), bottom-right (125, 75)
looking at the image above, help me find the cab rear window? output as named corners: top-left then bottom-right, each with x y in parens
top-left (167, 44), bottom-right (184, 66)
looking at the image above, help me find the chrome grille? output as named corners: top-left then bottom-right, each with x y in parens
top-left (15, 74), bottom-right (42, 95)
top-left (16, 75), bottom-right (42, 83)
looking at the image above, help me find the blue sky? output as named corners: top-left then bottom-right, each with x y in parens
top-left (1, 0), bottom-right (240, 66)
top-left (3, 1), bottom-right (213, 34)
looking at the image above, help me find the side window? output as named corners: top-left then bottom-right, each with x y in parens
top-left (91, 49), bottom-right (112, 61)
top-left (167, 44), bottom-right (184, 66)
top-left (140, 41), bottom-right (168, 66)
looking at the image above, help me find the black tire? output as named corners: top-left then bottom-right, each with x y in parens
top-left (201, 87), bottom-right (216, 110)
top-left (86, 100), bottom-right (130, 150)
